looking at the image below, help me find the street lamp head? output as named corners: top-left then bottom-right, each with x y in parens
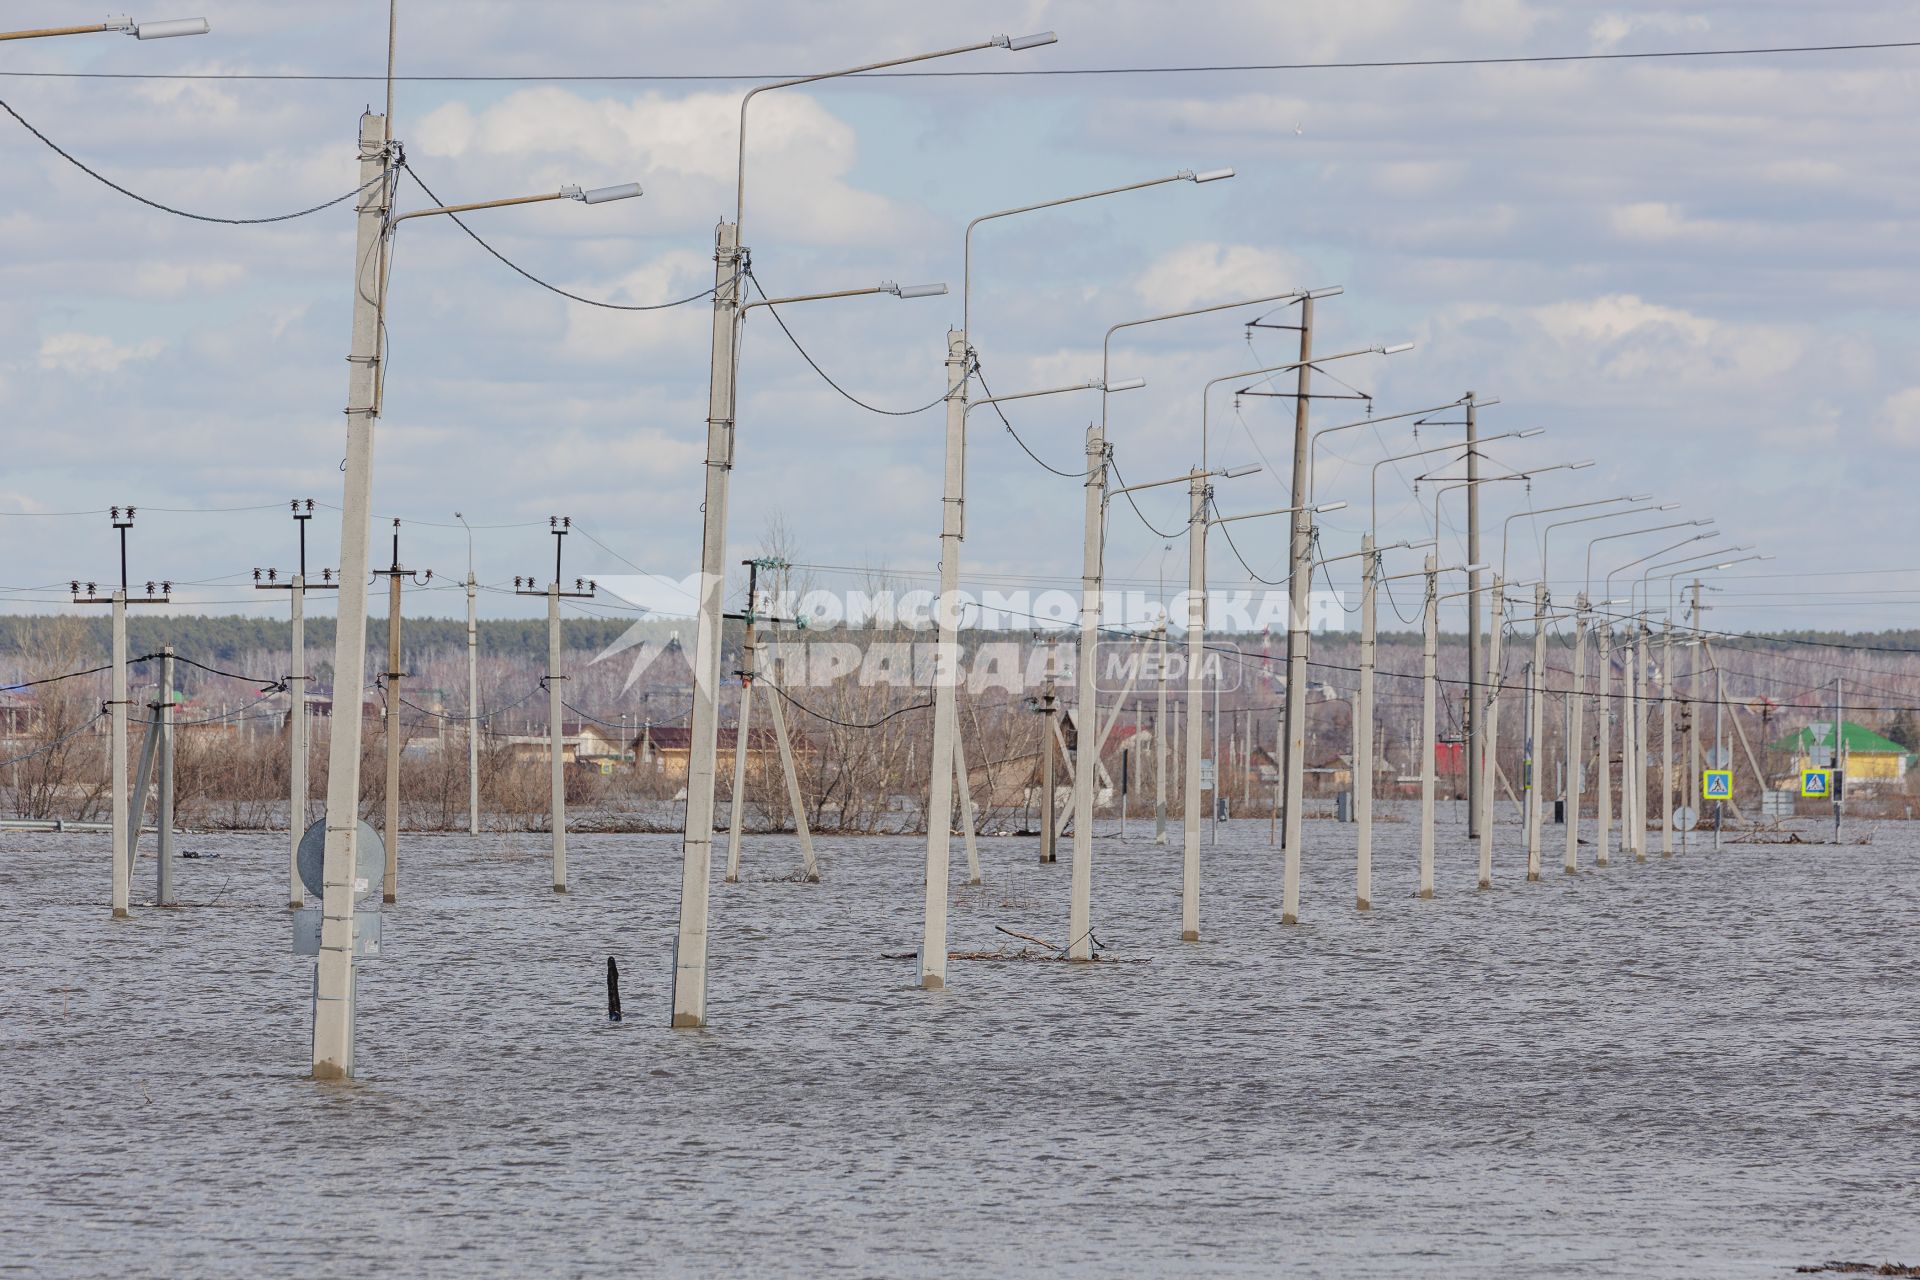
top-left (1104, 377), bottom-right (1147, 392)
top-left (1405, 538), bottom-right (1439, 550)
top-left (1220, 464), bottom-right (1261, 478)
top-left (1570, 459), bottom-right (1596, 470)
top-left (1692, 517), bottom-right (1716, 525)
top-left (882, 281), bottom-right (949, 299)
top-left (1518, 428), bottom-right (1546, 438)
top-left (570, 182), bottom-right (643, 204)
top-left (1657, 502), bottom-right (1681, 511)
top-left (1378, 342), bottom-right (1416, 355)
top-left (1313, 501), bottom-right (1349, 513)
top-left (127, 17), bottom-right (210, 38)
top-left (1184, 167), bottom-right (1236, 183)
top-left (1461, 562), bottom-right (1490, 574)
top-left (1628, 493), bottom-right (1654, 502)
top-left (995, 31), bottom-right (1058, 50)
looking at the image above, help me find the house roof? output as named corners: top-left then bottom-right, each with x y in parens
top-left (1767, 720), bottom-right (1913, 757)
top-left (637, 726), bottom-right (784, 752)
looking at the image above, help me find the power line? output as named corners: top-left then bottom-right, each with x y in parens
top-left (972, 365), bottom-right (1089, 478)
top-left (745, 272), bottom-right (947, 416)
top-left (5, 40), bottom-right (1917, 83)
top-left (1, 98), bottom-right (386, 224)
top-left (401, 162), bottom-right (722, 311)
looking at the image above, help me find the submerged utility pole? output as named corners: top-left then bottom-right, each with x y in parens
top-left (456, 511), bottom-right (481, 837)
top-left (373, 519), bottom-right (431, 902)
top-left (1477, 575), bottom-right (1505, 890)
top-left (1181, 472), bottom-right (1206, 940)
top-left (516, 517), bottom-right (594, 893)
top-left (255, 499), bottom-right (337, 909)
top-left (1526, 581), bottom-right (1549, 882)
top-left (1465, 394), bottom-right (1483, 841)
top-left (71, 507), bottom-right (170, 919)
top-left (1564, 595), bottom-right (1589, 875)
top-left (720, 556), bottom-right (816, 886)
top-left (313, 110), bottom-right (391, 1079)
top-left (1154, 617), bottom-right (1169, 845)
top-left (1039, 636), bottom-right (1059, 864)
top-left (1279, 296), bottom-right (1315, 926)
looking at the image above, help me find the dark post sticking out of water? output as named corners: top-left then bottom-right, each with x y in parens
top-left (606, 957), bottom-right (623, 1022)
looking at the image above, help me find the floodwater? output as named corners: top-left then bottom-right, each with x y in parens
top-left (4, 807), bottom-right (1917, 1278)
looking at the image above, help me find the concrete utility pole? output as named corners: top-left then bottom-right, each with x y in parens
top-left (455, 511), bottom-right (481, 837)
top-left (1565, 595), bottom-right (1589, 874)
top-left (1465, 395), bottom-right (1482, 840)
top-left (71, 507), bottom-right (170, 919)
top-left (1182, 473), bottom-right (1206, 940)
top-left (1356, 536), bottom-right (1377, 909)
top-left (256, 500), bottom-right (337, 908)
top-left (1596, 622), bottom-right (1613, 867)
top-left (1526, 581), bottom-right (1549, 882)
top-left (1064, 293), bottom-right (1315, 957)
top-left (1661, 622), bottom-right (1675, 857)
top-left (1833, 676), bottom-right (1845, 842)
top-left (373, 519), bottom-right (431, 902)
top-left (1155, 617), bottom-right (1169, 845)
top-left (155, 647), bottom-right (175, 906)
top-left (313, 111), bottom-right (392, 1078)
top-left (671, 31), bottom-right (1047, 1031)
top-left (516, 517), bottom-right (595, 894)
top-left (1279, 296), bottom-right (1315, 927)
top-left (1418, 553), bottom-right (1440, 899)
top-left (1630, 622), bottom-right (1649, 861)
top-left (933, 167), bottom-right (1227, 978)
top-left (1039, 636), bottom-right (1060, 865)
top-left (919, 375), bottom-right (1118, 983)
top-left (307, 109), bottom-right (642, 1069)
top-left (722, 557), bottom-right (817, 886)
top-left (1688, 581), bottom-right (1703, 854)
top-left (1477, 576), bottom-right (1505, 890)
top-left (1067, 421), bottom-right (1109, 962)
top-left (1130, 465), bottom-right (1291, 940)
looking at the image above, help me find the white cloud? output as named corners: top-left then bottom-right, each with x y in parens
top-left (1589, 11), bottom-right (1710, 51)
top-left (412, 88), bottom-right (907, 245)
top-left (1874, 388), bottom-right (1920, 450)
top-left (1134, 243), bottom-right (1314, 313)
top-left (36, 332), bottom-right (164, 374)
top-left (128, 261), bottom-right (246, 299)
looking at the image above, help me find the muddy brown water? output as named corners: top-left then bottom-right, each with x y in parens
top-left (5, 811), bottom-right (1916, 1277)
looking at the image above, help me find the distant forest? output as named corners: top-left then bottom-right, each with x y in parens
top-left (0, 614), bottom-right (647, 667)
top-left (2, 614), bottom-right (1917, 669)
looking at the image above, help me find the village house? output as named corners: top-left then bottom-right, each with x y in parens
top-left (633, 724), bottom-right (795, 780)
top-left (1769, 720), bottom-right (1914, 786)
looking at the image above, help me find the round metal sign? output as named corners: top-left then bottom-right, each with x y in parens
top-left (1706, 746), bottom-right (1732, 769)
top-left (296, 817), bottom-right (385, 900)
top-left (1672, 805), bottom-right (1699, 831)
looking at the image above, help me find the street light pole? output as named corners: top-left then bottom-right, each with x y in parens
top-left (313, 122), bottom-right (637, 1076)
top-left (312, 112), bottom-right (392, 1079)
top-left (917, 374), bottom-right (1132, 988)
top-left (1182, 492), bottom-right (1342, 935)
top-left (921, 165), bottom-right (1233, 987)
top-left (673, 32), bottom-right (1047, 1029)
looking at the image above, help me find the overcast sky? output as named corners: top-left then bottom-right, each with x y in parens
top-left (2, 0), bottom-right (1917, 635)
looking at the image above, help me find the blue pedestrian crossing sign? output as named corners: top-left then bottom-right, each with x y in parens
top-left (1702, 770), bottom-right (1732, 801)
top-left (1801, 768), bottom-right (1832, 798)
